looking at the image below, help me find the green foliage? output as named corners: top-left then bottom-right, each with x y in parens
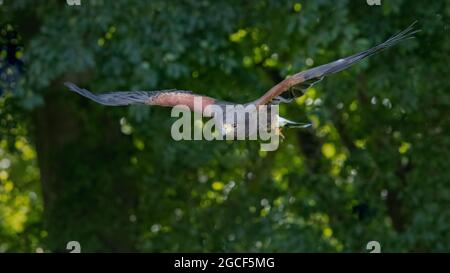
top-left (0, 0), bottom-right (449, 252)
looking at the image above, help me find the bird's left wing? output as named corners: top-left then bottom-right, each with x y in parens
top-left (64, 82), bottom-right (219, 115)
top-left (254, 22), bottom-right (420, 106)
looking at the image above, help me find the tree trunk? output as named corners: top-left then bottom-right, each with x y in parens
top-left (32, 84), bottom-right (138, 252)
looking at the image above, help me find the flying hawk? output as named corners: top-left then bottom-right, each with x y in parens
top-left (65, 23), bottom-right (418, 139)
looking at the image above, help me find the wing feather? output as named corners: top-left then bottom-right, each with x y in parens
top-left (64, 82), bottom-right (218, 115)
top-left (255, 22), bottom-right (420, 106)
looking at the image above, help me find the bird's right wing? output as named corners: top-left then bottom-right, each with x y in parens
top-left (64, 82), bottom-right (219, 115)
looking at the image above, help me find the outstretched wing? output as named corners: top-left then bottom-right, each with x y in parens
top-left (255, 22), bottom-right (420, 106)
top-left (64, 82), bottom-right (219, 115)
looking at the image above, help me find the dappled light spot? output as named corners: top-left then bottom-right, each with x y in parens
top-left (317, 124), bottom-right (332, 137)
top-left (151, 224), bottom-right (161, 233)
top-left (260, 198), bottom-right (269, 207)
top-left (296, 87), bottom-right (317, 106)
top-left (40, 230), bottom-right (48, 238)
top-left (272, 167), bottom-right (288, 183)
top-left (0, 192), bottom-right (30, 233)
top-left (97, 38), bottom-right (105, 47)
top-left (0, 170), bottom-right (8, 181)
top-left (15, 51), bottom-right (23, 59)
top-left (293, 3), bottom-right (302, 13)
top-left (242, 56), bottom-right (253, 67)
top-left (120, 117), bottom-right (133, 135)
top-left (133, 138), bottom-right (145, 151)
top-left (382, 98), bottom-right (392, 108)
top-left (253, 47), bottom-right (263, 63)
top-left (322, 143), bottom-right (336, 158)
top-left (354, 139), bottom-right (367, 149)
top-left (323, 227), bottom-right (333, 238)
top-left (342, 112), bottom-right (349, 121)
top-left (263, 57), bottom-right (277, 68)
top-left (130, 156), bottom-right (138, 165)
top-left (15, 138), bottom-right (36, 160)
top-left (399, 142), bottom-right (411, 154)
top-left (401, 156), bottom-right (409, 166)
top-left (258, 150), bottom-right (267, 158)
top-left (349, 100), bottom-right (358, 111)
top-left (331, 153), bottom-right (347, 177)
top-left (174, 208), bottom-right (183, 220)
top-left (229, 29), bottom-right (247, 43)
top-left (4, 181), bottom-right (13, 192)
top-left (212, 181), bottom-right (224, 191)
top-left (0, 158), bottom-right (11, 169)
top-left (260, 207), bottom-right (270, 217)
top-left (380, 189), bottom-right (388, 200)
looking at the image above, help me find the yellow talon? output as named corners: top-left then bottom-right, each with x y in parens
top-left (276, 127), bottom-right (285, 140)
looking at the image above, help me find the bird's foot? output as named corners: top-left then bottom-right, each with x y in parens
top-left (275, 127), bottom-right (285, 141)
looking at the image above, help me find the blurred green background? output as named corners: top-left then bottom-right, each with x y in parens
top-left (0, 0), bottom-right (449, 252)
